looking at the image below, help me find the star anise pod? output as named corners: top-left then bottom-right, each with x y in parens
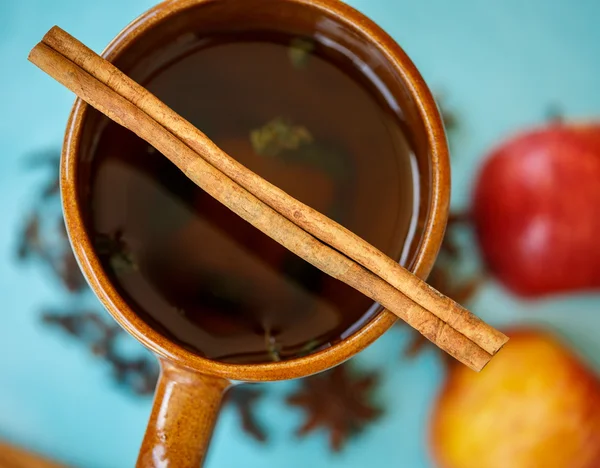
top-left (17, 213), bottom-right (42, 260)
top-left (54, 250), bottom-right (87, 293)
top-left (225, 386), bottom-right (268, 442)
top-left (24, 148), bottom-right (60, 169)
top-left (19, 215), bottom-right (87, 293)
top-left (109, 355), bottom-right (159, 396)
top-left (42, 311), bottom-right (159, 396)
top-left (435, 93), bottom-right (459, 135)
top-left (42, 311), bottom-right (112, 341)
top-left (41, 177), bottom-right (60, 199)
top-left (286, 363), bottom-right (382, 452)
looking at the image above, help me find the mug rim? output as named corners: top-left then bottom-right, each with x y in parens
top-left (61, 0), bottom-right (450, 381)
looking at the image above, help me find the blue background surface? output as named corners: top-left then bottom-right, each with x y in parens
top-left (1, 1), bottom-right (599, 466)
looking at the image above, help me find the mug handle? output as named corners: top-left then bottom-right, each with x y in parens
top-left (137, 359), bottom-right (231, 467)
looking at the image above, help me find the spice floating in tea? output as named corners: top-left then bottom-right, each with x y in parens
top-left (250, 117), bottom-right (313, 157)
top-left (264, 325), bottom-right (282, 362)
top-left (288, 37), bottom-right (316, 69)
top-left (95, 230), bottom-right (138, 275)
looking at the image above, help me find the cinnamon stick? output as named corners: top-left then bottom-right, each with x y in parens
top-left (28, 31), bottom-right (504, 371)
top-left (41, 26), bottom-right (507, 356)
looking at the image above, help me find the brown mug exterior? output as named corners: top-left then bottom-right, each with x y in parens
top-left (60, 0), bottom-right (450, 466)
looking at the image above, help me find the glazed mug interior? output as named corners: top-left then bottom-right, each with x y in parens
top-left (60, 0), bottom-right (450, 466)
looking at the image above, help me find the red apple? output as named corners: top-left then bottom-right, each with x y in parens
top-left (473, 123), bottom-right (600, 297)
top-left (431, 329), bottom-right (600, 468)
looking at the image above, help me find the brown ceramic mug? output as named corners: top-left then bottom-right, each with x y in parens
top-left (60, 0), bottom-right (450, 466)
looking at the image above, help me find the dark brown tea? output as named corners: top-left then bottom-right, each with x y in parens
top-left (88, 30), bottom-right (419, 364)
